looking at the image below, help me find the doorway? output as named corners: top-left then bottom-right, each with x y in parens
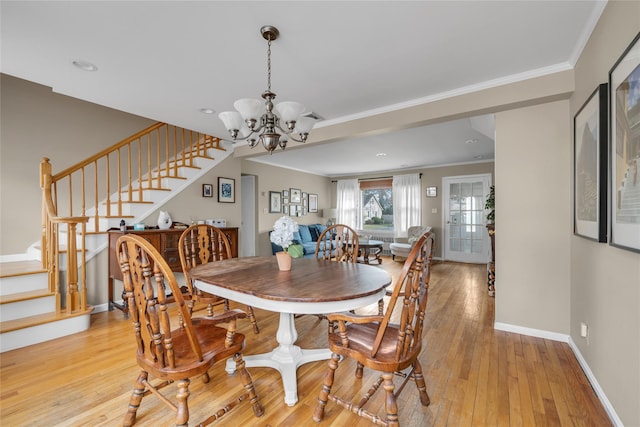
top-left (240, 175), bottom-right (257, 256)
top-left (442, 173), bottom-right (492, 263)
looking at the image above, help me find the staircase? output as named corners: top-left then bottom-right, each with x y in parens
top-left (617, 157), bottom-right (640, 223)
top-left (0, 123), bottom-right (230, 352)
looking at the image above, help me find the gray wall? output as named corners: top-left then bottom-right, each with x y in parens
top-left (0, 74), bottom-right (155, 255)
top-left (570, 3), bottom-right (640, 425)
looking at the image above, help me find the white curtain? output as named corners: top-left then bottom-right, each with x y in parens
top-left (336, 179), bottom-right (361, 229)
top-left (393, 173), bottom-right (421, 237)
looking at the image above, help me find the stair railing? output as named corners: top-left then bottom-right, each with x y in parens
top-left (39, 122), bottom-right (222, 313)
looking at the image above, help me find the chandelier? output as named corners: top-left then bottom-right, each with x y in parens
top-left (218, 25), bottom-right (315, 154)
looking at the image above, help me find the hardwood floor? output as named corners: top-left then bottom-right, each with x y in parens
top-left (0, 258), bottom-right (611, 426)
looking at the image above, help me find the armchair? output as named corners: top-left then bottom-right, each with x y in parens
top-left (389, 225), bottom-right (432, 260)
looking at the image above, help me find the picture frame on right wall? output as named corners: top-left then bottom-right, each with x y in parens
top-left (574, 83), bottom-right (608, 242)
top-left (609, 32), bottom-right (640, 253)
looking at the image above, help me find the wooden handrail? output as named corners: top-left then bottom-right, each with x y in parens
top-left (39, 122), bottom-right (223, 315)
top-left (52, 122), bottom-right (166, 181)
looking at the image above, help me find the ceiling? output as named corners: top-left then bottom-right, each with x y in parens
top-left (1, 1), bottom-right (605, 177)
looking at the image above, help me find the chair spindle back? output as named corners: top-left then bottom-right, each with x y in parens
top-left (373, 231), bottom-right (435, 360)
top-left (315, 224), bottom-right (359, 263)
top-left (117, 234), bottom-right (202, 368)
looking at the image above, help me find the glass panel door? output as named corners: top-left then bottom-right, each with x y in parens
top-left (443, 174), bottom-right (492, 263)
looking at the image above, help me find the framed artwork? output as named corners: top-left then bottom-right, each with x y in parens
top-left (609, 32), bottom-right (640, 252)
top-left (202, 183), bottom-right (213, 198)
top-left (283, 189), bottom-right (289, 198)
top-left (309, 194), bottom-right (318, 213)
top-left (290, 188), bottom-right (302, 204)
top-left (426, 186), bottom-right (437, 197)
top-left (574, 83), bottom-right (608, 242)
top-left (217, 177), bottom-right (235, 203)
top-left (269, 191), bottom-right (282, 213)
top-left (283, 205), bottom-right (289, 215)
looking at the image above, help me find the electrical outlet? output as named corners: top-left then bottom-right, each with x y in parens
top-left (580, 322), bottom-right (588, 338)
top-left (432, 208), bottom-right (438, 214)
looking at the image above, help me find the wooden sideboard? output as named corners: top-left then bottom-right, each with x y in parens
top-left (107, 226), bottom-right (239, 315)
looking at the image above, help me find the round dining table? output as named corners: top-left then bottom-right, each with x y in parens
top-left (190, 256), bottom-right (391, 406)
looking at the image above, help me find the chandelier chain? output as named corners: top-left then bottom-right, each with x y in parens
top-left (267, 37), bottom-right (272, 92)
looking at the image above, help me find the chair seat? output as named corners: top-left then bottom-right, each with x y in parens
top-left (389, 242), bottom-right (412, 253)
top-left (137, 321), bottom-right (245, 379)
top-left (328, 322), bottom-right (419, 372)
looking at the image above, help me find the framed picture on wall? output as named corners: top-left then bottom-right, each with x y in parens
top-left (202, 183), bottom-right (213, 198)
top-left (573, 83), bottom-right (608, 242)
top-left (218, 177), bottom-right (235, 203)
top-left (290, 188), bottom-right (302, 204)
top-left (609, 33), bottom-right (640, 252)
top-left (269, 191), bottom-right (282, 213)
top-left (309, 194), bottom-right (318, 213)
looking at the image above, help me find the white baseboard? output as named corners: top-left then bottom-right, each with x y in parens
top-left (92, 303), bottom-right (110, 313)
top-left (494, 322), bottom-right (570, 342)
top-left (494, 322), bottom-right (621, 426)
top-left (568, 337), bottom-right (623, 427)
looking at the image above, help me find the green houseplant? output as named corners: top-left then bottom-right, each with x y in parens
top-left (485, 185), bottom-right (495, 224)
top-left (485, 185), bottom-right (496, 296)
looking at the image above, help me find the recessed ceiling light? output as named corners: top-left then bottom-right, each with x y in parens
top-left (465, 138), bottom-right (479, 144)
top-left (72, 60), bottom-right (98, 72)
top-left (376, 153), bottom-right (387, 157)
top-left (199, 108), bottom-right (216, 114)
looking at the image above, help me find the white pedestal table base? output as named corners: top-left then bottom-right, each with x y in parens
top-left (225, 312), bottom-right (330, 406)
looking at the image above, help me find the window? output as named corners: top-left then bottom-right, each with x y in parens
top-left (361, 179), bottom-right (393, 231)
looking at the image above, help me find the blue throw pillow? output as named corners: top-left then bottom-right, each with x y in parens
top-left (308, 225), bottom-right (319, 241)
top-left (298, 225), bottom-right (312, 243)
top-left (292, 231), bottom-right (301, 243)
top-left (316, 224), bottom-right (327, 235)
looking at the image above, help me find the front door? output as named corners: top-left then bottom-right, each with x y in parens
top-left (443, 174), bottom-right (492, 263)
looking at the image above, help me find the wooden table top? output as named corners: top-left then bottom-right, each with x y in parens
top-left (189, 256), bottom-right (391, 303)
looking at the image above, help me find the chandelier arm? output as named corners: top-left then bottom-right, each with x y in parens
top-left (228, 128), bottom-right (258, 142)
top-left (286, 134), bottom-right (306, 143)
top-left (274, 122), bottom-right (291, 134)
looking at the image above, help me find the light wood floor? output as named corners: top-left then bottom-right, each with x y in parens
top-left (0, 258), bottom-right (611, 426)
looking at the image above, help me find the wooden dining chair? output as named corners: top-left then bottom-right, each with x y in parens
top-left (316, 224), bottom-right (387, 316)
top-left (315, 224), bottom-right (359, 263)
top-left (179, 224), bottom-right (260, 334)
top-left (312, 224), bottom-right (360, 331)
top-left (313, 231), bottom-right (435, 427)
top-left (116, 234), bottom-right (264, 427)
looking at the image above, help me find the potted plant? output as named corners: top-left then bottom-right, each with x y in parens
top-left (485, 185), bottom-right (495, 225)
top-left (485, 185), bottom-right (495, 296)
top-left (270, 216), bottom-right (299, 271)
top-left (485, 185), bottom-right (495, 258)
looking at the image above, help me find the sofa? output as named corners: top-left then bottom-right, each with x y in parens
top-left (389, 226), bottom-right (433, 260)
top-left (270, 223), bottom-right (328, 258)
